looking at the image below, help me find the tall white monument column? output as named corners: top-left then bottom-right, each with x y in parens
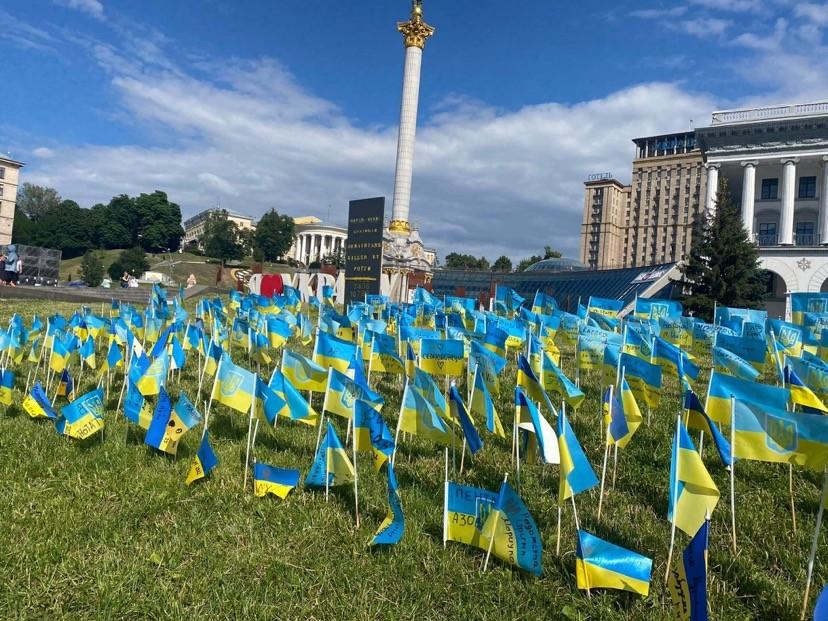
top-left (821, 156), bottom-right (828, 245)
top-left (779, 158), bottom-right (798, 245)
top-left (389, 1), bottom-right (434, 237)
top-left (741, 161), bottom-right (757, 238)
top-left (705, 163), bottom-right (720, 214)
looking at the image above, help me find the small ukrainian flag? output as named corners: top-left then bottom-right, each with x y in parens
top-left (186, 430), bottom-right (219, 485)
top-left (253, 462), bottom-right (300, 499)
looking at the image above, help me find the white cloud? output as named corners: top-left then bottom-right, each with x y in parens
top-left (32, 147), bottom-right (56, 159)
top-left (53, 0), bottom-right (104, 20)
top-left (794, 2), bottom-right (828, 26)
top-left (0, 11), bottom-right (57, 52)
top-left (629, 7), bottom-right (688, 19)
top-left (25, 48), bottom-right (714, 260)
top-left (677, 17), bottom-right (732, 37)
top-left (689, 0), bottom-right (763, 11)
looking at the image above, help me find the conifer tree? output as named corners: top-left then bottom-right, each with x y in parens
top-left (677, 179), bottom-right (766, 321)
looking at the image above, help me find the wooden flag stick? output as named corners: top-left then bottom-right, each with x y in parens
top-left (556, 505), bottom-right (562, 555)
top-left (597, 384), bottom-right (613, 521)
top-left (801, 467), bottom-right (828, 621)
top-left (352, 416), bottom-right (360, 528)
top-left (665, 414), bottom-right (682, 583)
top-left (443, 448), bottom-right (449, 549)
top-left (569, 492), bottom-right (589, 597)
top-left (242, 398), bottom-right (255, 493)
top-left (459, 438), bottom-right (467, 474)
top-left (729, 395), bottom-right (737, 554)
top-left (611, 445), bottom-right (619, 490)
top-left (483, 473), bottom-right (508, 573)
top-left (789, 464), bottom-right (798, 534)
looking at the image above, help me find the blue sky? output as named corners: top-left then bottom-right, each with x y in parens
top-left (2, 0), bottom-right (826, 261)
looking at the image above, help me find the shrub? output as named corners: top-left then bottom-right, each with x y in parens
top-left (80, 251), bottom-right (104, 287)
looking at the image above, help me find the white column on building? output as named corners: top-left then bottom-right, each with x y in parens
top-left (741, 160), bottom-right (758, 238)
top-left (705, 163), bottom-right (720, 213)
top-left (821, 156), bottom-right (828, 245)
top-left (293, 235), bottom-right (300, 261)
top-left (315, 234), bottom-right (322, 261)
top-left (300, 234), bottom-right (307, 263)
top-left (779, 157), bottom-right (799, 245)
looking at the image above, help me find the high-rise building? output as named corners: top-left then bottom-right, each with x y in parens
top-left (0, 155), bottom-right (24, 246)
top-left (580, 132), bottom-right (706, 269)
top-left (580, 174), bottom-right (629, 270)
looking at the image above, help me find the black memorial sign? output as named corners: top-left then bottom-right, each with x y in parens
top-left (344, 197), bottom-right (385, 304)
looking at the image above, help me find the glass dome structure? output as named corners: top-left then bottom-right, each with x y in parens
top-left (524, 257), bottom-right (589, 272)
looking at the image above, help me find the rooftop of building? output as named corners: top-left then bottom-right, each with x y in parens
top-left (710, 100), bottom-right (828, 126)
top-left (0, 155), bottom-right (24, 167)
top-left (183, 208), bottom-right (254, 227)
top-left (631, 130), bottom-right (696, 143)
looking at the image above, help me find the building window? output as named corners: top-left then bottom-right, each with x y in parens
top-left (799, 176), bottom-right (817, 199)
top-left (0, 167), bottom-right (4, 180)
top-left (0, 185), bottom-right (3, 198)
top-left (761, 178), bottom-right (778, 200)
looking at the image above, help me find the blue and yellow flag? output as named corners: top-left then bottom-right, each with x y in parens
top-left (481, 480), bottom-right (543, 576)
top-left (785, 362), bottom-right (828, 412)
top-left (0, 369), bottom-right (14, 406)
top-left (449, 385), bottom-right (483, 455)
top-left (558, 406), bottom-right (599, 504)
top-left (370, 462), bottom-right (405, 546)
top-left (469, 339), bottom-right (506, 394)
top-left (769, 318), bottom-right (804, 357)
top-left (733, 399), bottom-right (828, 470)
top-left (606, 378), bottom-right (643, 449)
top-left (619, 352), bottom-right (662, 409)
top-left (135, 350), bottom-right (169, 397)
top-left (540, 352), bottom-right (584, 409)
top-left (79, 335), bottom-right (96, 370)
top-left (314, 330), bottom-right (356, 373)
top-left (281, 349), bottom-right (327, 393)
top-left (516, 354), bottom-right (555, 416)
top-left (266, 316), bottom-right (293, 349)
top-left (635, 298), bottom-right (683, 320)
top-left (22, 382), bottom-right (57, 419)
top-left (706, 371), bottom-right (789, 425)
top-left (211, 356), bottom-right (256, 414)
top-left (684, 390), bottom-right (732, 467)
top-left (56, 368), bottom-right (75, 402)
top-left (716, 332), bottom-right (766, 371)
top-left (186, 430), bottom-right (219, 485)
top-left (268, 370), bottom-right (318, 426)
top-left (323, 368), bottom-right (384, 419)
top-left (411, 366), bottom-right (448, 420)
top-left (419, 338), bottom-right (465, 377)
top-left (653, 336), bottom-right (699, 386)
top-left (354, 399), bottom-right (395, 471)
top-left (146, 390), bottom-right (202, 455)
top-left (624, 326), bottom-right (653, 360)
top-left (56, 387), bottom-right (105, 439)
top-left (587, 296), bottom-right (623, 318)
top-left (253, 462), bottom-right (300, 499)
top-left (515, 387), bottom-right (559, 464)
top-left (576, 530), bottom-right (653, 596)
top-left (305, 422), bottom-right (355, 487)
top-left (470, 367), bottom-right (505, 438)
top-left (482, 324), bottom-right (508, 358)
top-left (49, 336), bottom-right (70, 373)
top-left (713, 345), bottom-right (760, 382)
top-left (369, 331), bottom-right (404, 374)
top-left (669, 419), bottom-right (720, 537)
top-left (667, 520), bottom-right (709, 621)
top-left (443, 481), bottom-right (498, 550)
top-left (399, 381), bottom-right (455, 446)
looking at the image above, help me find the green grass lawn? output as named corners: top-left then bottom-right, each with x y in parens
top-left (0, 299), bottom-right (825, 620)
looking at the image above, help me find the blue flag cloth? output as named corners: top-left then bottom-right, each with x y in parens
top-left (481, 480), bottom-right (543, 576)
top-left (370, 462), bottom-right (405, 546)
top-left (667, 520), bottom-right (709, 621)
top-left (576, 530), bottom-right (653, 596)
top-left (448, 385), bottom-right (483, 455)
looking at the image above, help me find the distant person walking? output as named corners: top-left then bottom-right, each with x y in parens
top-left (121, 271), bottom-right (130, 288)
top-left (186, 273), bottom-right (197, 288)
top-left (4, 245), bottom-right (19, 287)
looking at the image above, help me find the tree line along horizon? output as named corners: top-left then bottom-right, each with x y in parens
top-left (10, 180), bottom-right (767, 321)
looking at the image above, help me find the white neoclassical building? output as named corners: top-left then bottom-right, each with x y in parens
top-left (697, 101), bottom-right (828, 316)
top-left (290, 216), bottom-right (347, 266)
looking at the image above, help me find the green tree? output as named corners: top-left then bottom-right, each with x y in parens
top-left (90, 203), bottom-right (131, 249)
top-left (31, 199), bottom-right (93, 258)
top-left (11, 206), bottom-right (35, 245)
top-left (444, 253), bottom-right (490, 270)
top-left (238, 228), bottom-right (255, 257)
top-left (133, 191), bottom-right (184, 252)
top-left (492, 255), bottom-right (512, 272)
top-left (108, 247), bottom-right (150, 280)
top-left (202, 211), bottom-right (244, 265)
top-left (80, 250), bottom-right (105, 287)
top-left (517, 246), bottom-right (562, 271)
top-left (676, 180), bottom-right (766, 322)
top-left (15, 183), bottom-right (61, 221)
top-left (254, 209), bottom-right (295, 261)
